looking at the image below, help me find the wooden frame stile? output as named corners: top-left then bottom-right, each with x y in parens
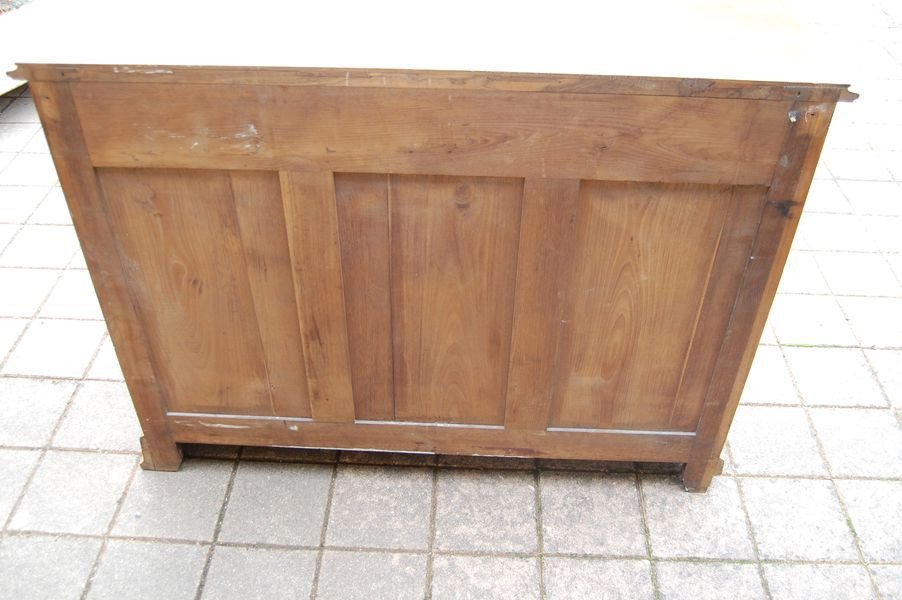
top-left (28, 80), bottom-right (184, 470)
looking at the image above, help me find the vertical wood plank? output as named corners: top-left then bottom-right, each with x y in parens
top-left (29, 81), bottom-right (182, 469)
top-left (231, 171), bottom-right (311, 418)
top-left (684, 101), bottom-right (836, 491)
top-left (504, 178), bottom-right (580, 430)
top-left (98, 169), bottom-right (275, 416)
top-left (334, 173), bottom-right (394, 420)
top-left (280, 171), bottom-right (356, 423)
top-left (391, 175), bottom-right (522, 424)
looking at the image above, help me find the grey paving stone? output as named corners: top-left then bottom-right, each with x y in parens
top-left (815, 251), bottom-right (902, 296)
top-left (0, 534), bottom-right (101, 600)
top-left (2, 319), bottom-right (106, 378)
top-left (793, 212), bottom-right (878, 252)
top-left (0, 377), bottom-right (76, 447)
top-left (785, 346), bottom-right (887, 407)
top-left (434, 469), bottom-right (537, 553)
top-left (835, 479), bottom-right (902, 561)
top-left (316, 550), bottom-right (426, 600)
top-left (866, 349), bottom-right (902, 408)
top-left (431, 555), bottom-right (539, 600)
top-left (0, 186), bottom-right (49, 223)
top-left (38, 269), bottom-right (103, 319)
top-left (806, 178), bottom-right (852, 213)
top-left (0, 153), bottom-right (58, 186)
top-left (0, 97), bottom-right (40, 123)
top-left (656, 561), bottom-right (766, 600)
top-left (740, 477), bottom-right (858, 560)
top-left (764, 563), bottom-right (876, 600)
top-left (0, 448), bottom-right (39, 523)
top-left (642, 475), bottom-right (754, 559)
top-left (871, 565), bottom-right (902, 600)
top-left (839, 296), bottom-right (902, 348)
top-left (0, 123), bottom-right (41, 153)
top-left (768, 294), bottom-right (857, 346)
top-left (52, 381), bottom-right (141, 452)
top-left (0, 224), bottom-right (77, 267)
top-left (861, 215), bottom-right (902, 254)
top-left (88, 540), bottom-right (207, 600)
top-left (727, 406), bottom-right (828, 476)
top-left (0, 317), bottom-right (26, 360)
top-left (540, 472), bottom-right (646, 556)
top-left (9, 451), bottom-right (135, 535)
top-left (27, 187), bottom-right (71, 225)
top-left (736, 350), bottom-right (789, 406)
top-left (201, 546), bottom-right (316, 600)
top-left (113, 459), bottom-right (232, 541)
top-left (219, 461), bottom-right (332, 546)
top-left (544, 558), bottom-right (654, 600)
top-left (84, 335), bottom-right (124, 381)
top-left (326, 465), bottom-right (432, 550)
top-left (809, 407), bottom-right (902, 477)
top-left (0, 267), bottom-right (60, 317)
top-left (777, 252), bottom-right (830, 294)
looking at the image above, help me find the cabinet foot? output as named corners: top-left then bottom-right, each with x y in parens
top-left (681, 457), bottom-right (724, 493)
top-left (139, 436), bottom-right (183, 471)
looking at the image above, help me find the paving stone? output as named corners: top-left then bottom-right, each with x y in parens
top-left (0, 317), bottom-right (26, 360)
top-left (316, 551), bottom-right (425, 600)
top-left (739, 346), bottom-right (798, 405)
top-left (0, 534), bottom-right (101, 600)
top-left (793, 213), bottom-right (878, 252)
top-left (866, 349), bottom-right (902, 408)
top-left (431, 555), bottom-right (539, 600)
top-left (113, 459), bottom-right (232, 541)
top-left (785, 346), bottom-right (887, 407)
top-left (85, 335), bottom-right (124, 381)
top-left (52, 381), bottom-right (141, 452)
top-left (0, 153), bottom-right (59, 186)
top-left (326, 465), bottom-right (432, 550)
top-left (219, 461), bottom-right (332, 546)
top-left (643, 475), bottom-right (754, 559)
top-left (0, 267), bottom-right (60, 317)
top-left (871, 565), bottom-right (902, 600)
top-left (740, 477), bottom-right (858, 560)
top-left (434, 469), bottom-right (537, 553)
top-left (860, 215), bottom-right (902, 253)
top-left (0, 224), bottom-right (77, 267)
top-left (88, 540), bottom-right (207, 600)
top-left (38, 269), bottom-right (103, 319)
top-left (809, 408), bottom-right (902, 477)
top-left (656, 561), bottom-right (766, 600)
top-left (540, 472), bottom-right (646, 556)
top-left (0, 377), bottom-right (75, 446)
top-left (202, 546), bottom-right (315, 600)
top-left (835, 479), bottom-right (902, 561)
top-left (837, 179), bottom-right (902, 216)
top-left (9, 451), bottom-right (135, 535)
top-left (544, 558), bottom-right (654, 600)
top-left (825, 149), bottom-right (893, 180)
top-left (839, 297), bottom-right (902, 347)
top-left (764, 563), bottom-right (876, 600)
top-left (815, 251), bottom-right (902, 296)
top-left (0, 97), bottom-right (40, 123)
top-left (777, 252), bottom-right (830, 294)
top-left (805, 179), bottom-right (853, 213)
top-left (768, 294), bottom-right (857, 346)
top-left (0, 123), bottom-right (41, 152)
top-left (27, 187), bottom-right (71, 225)
top-left (0, 185), bottom-right (49, 223)
top-left (0, 448), bottom-right (39, 523)
top-left (2, 319), bottom-right (106, 378)
top-left (727, 406), bottom-right (828, 476)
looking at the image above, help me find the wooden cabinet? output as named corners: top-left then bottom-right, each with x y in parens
top-left (14, 64), bottom-right (852, 491)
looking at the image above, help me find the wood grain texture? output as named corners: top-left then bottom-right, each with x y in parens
top-left (230, 171), bottom-right (311, 418)
top-left (683, 101), bottom-right (836, 491)
top-left (69, 82), bottom-right (791, 186)
top-left (98, 168), bottom-right (275, 415)
top-left (391, 175), bottom-right (522, 424)
top-left (280, 171), bottom-right (356, 423)
top-left (550, 182), bottom-right (737, 431)
top-left (15, 64), bottom-right (853, 103)
top-left (504, 178), bottom-right (581, 430)
top-left (29, 81), bottom-right (182, 470)
top-left (335, 173), bottom-right (394, 420)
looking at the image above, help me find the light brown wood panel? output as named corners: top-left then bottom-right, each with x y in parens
top-left (69, 83), bottom-right (791, 186)
top-left (504, 178), bottom-right (581, 430)
top-left (98, 168), bottom-right (275, 415)
top-left (334, 173), bottom-right (394, 420)
top-left (230, 171), bottom-right (310, 418)
top-left (391, 175), bottom-right (523, 424)
top-left (550, 182), bottom-right (737, 431)
top-left (280, 171), bottom-right (356, 423)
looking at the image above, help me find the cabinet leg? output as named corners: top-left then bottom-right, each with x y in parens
top-left (139, 436), bottom-right (183, 471)
top-left (681, 457), bottom-right (724, 493)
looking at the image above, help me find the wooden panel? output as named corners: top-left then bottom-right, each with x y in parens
top-left (70, 83), bottom-right (791, 186)
top-left (169, 414), bottom-right (695, 464)
top-left (504, 178), bottom-right (581, 430)
top-left (335, 173), bottom-right (394, 420)
top-left (98, 168), bottom-right (274, 415)
top-left (19, 64), bottom-right (851, 103)
top-left (391, 175), bottom-right (522, 424)
top-left (230, 171), bottom-right (310, 418)
top-left (683, 101), bottom-right (835, 490)
top-left (550, 182), bottom-right (738, 431)
top-left (280, 171), bottom-right (356, 423)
